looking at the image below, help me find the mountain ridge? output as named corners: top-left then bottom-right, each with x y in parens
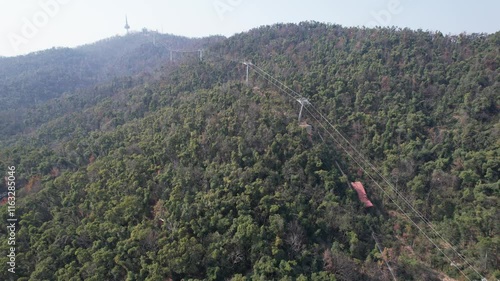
top-left (0, 22), bottom-right (498, 280)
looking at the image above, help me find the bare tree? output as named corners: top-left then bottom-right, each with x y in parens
top-left (285, 220), bottom-right (305, 255)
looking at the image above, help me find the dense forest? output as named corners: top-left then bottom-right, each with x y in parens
top-left (0, 22), bottom-right (498, 280)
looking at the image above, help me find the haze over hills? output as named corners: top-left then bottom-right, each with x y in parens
top-left (0, 31), bottom-right (223, 143)
top-left (0, 31), bottom-right (222, 108)
top-left (0, 22), bottom-right (498, 280)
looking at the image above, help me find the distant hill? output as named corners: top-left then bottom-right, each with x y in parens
top-left (0, 31), bottom-right (223, 140)
top-left (0, 31), bottom-right (223, 109)
top-left (0, 22), bottom-right (498, 281)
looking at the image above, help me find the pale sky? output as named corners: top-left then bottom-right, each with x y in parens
top-left (1, 0), bottom-right (499, 57)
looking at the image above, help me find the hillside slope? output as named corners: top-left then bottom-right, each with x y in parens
top-left (0, 31), bottom-right (222, 141)
top-left (0, 22), bottom-right (498, 281)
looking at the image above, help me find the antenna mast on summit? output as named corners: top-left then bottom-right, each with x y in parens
top-left (124, 16), bottom-right (130, 34)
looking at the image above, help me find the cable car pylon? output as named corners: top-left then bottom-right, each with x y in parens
top-left (297, 97), bottom-right (310, 123)
top-left (242, 61), bottom-right (252, 85)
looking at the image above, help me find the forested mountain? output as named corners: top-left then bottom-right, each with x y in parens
top-left (0, 31), bottom-right (222, 141)
top-left (0, 22), bottom-right (498, 281)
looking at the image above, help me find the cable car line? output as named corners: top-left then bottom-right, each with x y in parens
top-left (299, 86), bottom-right (473, 280)
top-left (303, 94), bottom-right (484, 280)
top-left (243, 61), bottom-right (485, 281)
top-left (153, 45), bottom-right (487, 280)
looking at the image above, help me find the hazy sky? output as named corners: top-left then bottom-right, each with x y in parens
top-left (1, 0), bottom-right (499, 57)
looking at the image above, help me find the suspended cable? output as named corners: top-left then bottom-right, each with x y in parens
top-left (304, 101), bottom-right (484, 279)
top-left (336, 161), bottom-right (398, 281)
top-left (300, 104), bottom-right (472, 280)
top-left (246, 63), bottom-right (485, 281)
top-left (372, 231), bottom-right (398, 281)
top-left (142, 45), bottom-right (487, 280)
